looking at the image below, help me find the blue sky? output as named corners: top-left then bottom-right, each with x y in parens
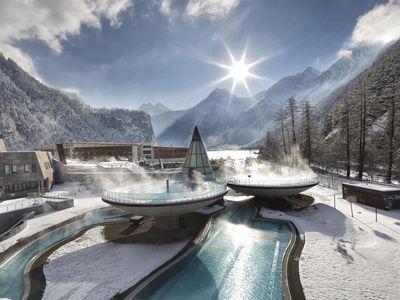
top-left (0, 0), bottom-right (394, 110)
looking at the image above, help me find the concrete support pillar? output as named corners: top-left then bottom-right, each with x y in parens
top-left (153, 216), bottom-right (181, 231)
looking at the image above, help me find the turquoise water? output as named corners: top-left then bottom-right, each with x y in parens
top-left (0, 208), bottom-right (131, 300)
top-left (134, 205), bottom-right (292, 300)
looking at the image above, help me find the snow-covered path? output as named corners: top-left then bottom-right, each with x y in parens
top-left (261, 185), bottom-right (400, 300)
top-left (0, 182), bottom-right (106, 253)
top-left (43, 226), bottom-right (188, 300)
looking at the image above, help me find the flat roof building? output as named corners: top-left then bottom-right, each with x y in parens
top-left (35, 142), bottom-right (188, 164)
top-left (342, 182), bottom-right (400, 210)
top-left (0, 151), bottom-right (54, 200)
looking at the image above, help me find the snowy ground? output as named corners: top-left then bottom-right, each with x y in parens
top-left (0, 182), bottom-right (106, 253)
top-left (43, 226), bottom-right (188, 300)
top-left (260, 185), bottom-right (400, 300)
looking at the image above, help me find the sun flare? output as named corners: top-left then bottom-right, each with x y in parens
top-left (229, 60), bottom-right (250, 84)
top-left (209, 44), bottom-right (267, 95)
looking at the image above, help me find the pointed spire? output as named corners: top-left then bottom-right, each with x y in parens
top-left (192, 126), bottom-right (201, 141)
top-left (182, 126), bottom-right (214, 181)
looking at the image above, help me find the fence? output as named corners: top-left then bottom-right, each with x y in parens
top-left (0, 199), bottom-right (44, 214)
top-left (42, 191), bottom-right (73, 200)
top-left (317, 174), bottom-right (359, 190)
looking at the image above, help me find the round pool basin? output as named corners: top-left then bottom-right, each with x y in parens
top-left (227, 175), bottom-right (319, 197)
top-left (101, 180), bottom-right (227, 216)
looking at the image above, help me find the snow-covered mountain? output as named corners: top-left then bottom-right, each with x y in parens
top-left (321, 39), bottom-right (400, 137)
top-left (151, 109), bottom-right (187, 137)
top-left (139, 102), bottom-right (170, 116)
top-left (303, 46), bottom-right (380, 105)
top-left (0, 54), bottom-right (154, 150)
top-left (155, 45), bottom-right (382, 148)
top-left (229, 47), bottom-right (381, 146)
top-left (157, 88), bottom-right (255, 147)
top-left (230, 67), bottom-right (321, 146)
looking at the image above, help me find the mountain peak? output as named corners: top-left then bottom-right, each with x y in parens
top-left (139, 102), bottom-right (170, 116)
top-left (209, 87), bottom-right (231, 97)
top-left (303, 66), bottom-right (320, 76)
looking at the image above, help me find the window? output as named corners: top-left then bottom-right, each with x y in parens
top-left (12, 165), bottom-right (17, 174)
top-left (24, 164), bottom-right (30, 173)
top-left (32, 164), bottom-right (37, 173)
top-left (4, 165), bottom-right (10, 174)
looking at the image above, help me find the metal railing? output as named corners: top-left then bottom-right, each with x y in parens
top-left (42, 191), bottom-right (72, 199)
top-left (102, 182), bottom-right (227, 205)
top-left (227, 176), bottom-right (319, 187)
top-left (317, 174), bottom-right (358, 190)
top-left (0, 199), bottom-right (44, 214)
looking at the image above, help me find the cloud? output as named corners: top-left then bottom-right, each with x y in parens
top-left (0, 44), bottom-right (40, 79)
top-left (337, 49), bottom-right (353, 58)
top-left (350, 0), bottom-right (400, 47)
top-left (0, 0), bottom-right (133, 77)
top-left (184, 0), bottom-right (240, 20)
top-left (157, 0), bottom-right (175, 18)
top-left (339, 0), bottom-right (400, 56)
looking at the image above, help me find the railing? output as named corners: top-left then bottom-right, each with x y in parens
top-left (227, 176), bottom-right (319, 187)
top-left (317, 174), bottom-right (358, 190)
top-left (0, 199), bottom-right (44, 214)
top-left (102, 182), bottom-right (227, 205)
top-left (42, 191), bottom-right (72, 200)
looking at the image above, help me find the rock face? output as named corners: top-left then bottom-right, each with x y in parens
top-left (0, 54), bottom-right (154, 150)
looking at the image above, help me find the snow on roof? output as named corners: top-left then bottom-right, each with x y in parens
top-left (343, 181), bottom-right (400, 192)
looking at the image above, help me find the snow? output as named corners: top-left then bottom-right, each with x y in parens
top-left (0, 182), bottom-right (106, 253)
top-left (260, 185), bottom-right (400, 300)
top-left (42, 226), bottom-right (188, 300)
top-left (98, 161), bottom-right (145, 173)
top-left (207, 150), bottom-right (258, 160)
top-left (343, 181), bottom-right (400, 192)
top-left (1, 181), bottom-right (192, 300)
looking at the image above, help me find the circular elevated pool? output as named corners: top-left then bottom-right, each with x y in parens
top-left (227, 175), bottom-right (319, 197)
top-left (101, 180), bottom-right (228, 216)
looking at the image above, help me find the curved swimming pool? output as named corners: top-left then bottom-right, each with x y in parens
top-left (131, 204), bottom-right (293, 300)
top-left (0, 208), bottom-right (131, 300)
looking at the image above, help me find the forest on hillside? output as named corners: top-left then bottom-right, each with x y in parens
top-left (260, 87), bottom-right (400, 183)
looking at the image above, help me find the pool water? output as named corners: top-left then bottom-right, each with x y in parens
top-left (0, 208), bottom-right (131, 300)
top-left (134, 204), bottom-right (292, 300)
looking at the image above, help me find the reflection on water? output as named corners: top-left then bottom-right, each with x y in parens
top-left (134, 204), bottom-right (292, 300)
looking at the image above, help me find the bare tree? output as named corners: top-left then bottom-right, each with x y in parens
top-left (344, 98), bottom-right (351, 178)
top-left (274, 107), bottom-right (288, 156)
top-left (385, 94), bottom-right (396, 183)
top-left (302, 100), bottom-right (312, 164)
top-left (357, 83), bottom-right (367, 180)
top-left (287, 97), bottom-right (298, 145)
top-left (260, 131), bottom-right (280, 162)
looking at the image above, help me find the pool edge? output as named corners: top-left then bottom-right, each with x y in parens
top-left (254, 212), bottom-right (305, 300)
top-left (114, 207), bottom-right (224, 300)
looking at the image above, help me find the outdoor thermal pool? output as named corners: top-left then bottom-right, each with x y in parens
top-left (130, 203), bottom-right (293, 300)
top-left (0, 208), bottom-right (131, 300)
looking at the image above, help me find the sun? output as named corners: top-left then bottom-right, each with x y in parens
top-left (229, 60), bottom-right (250, 84)
top-left (209, 43), bottom-right (267, 95)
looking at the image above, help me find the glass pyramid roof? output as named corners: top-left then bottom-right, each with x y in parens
top-left (183, 126), bottom-right (214, 181)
